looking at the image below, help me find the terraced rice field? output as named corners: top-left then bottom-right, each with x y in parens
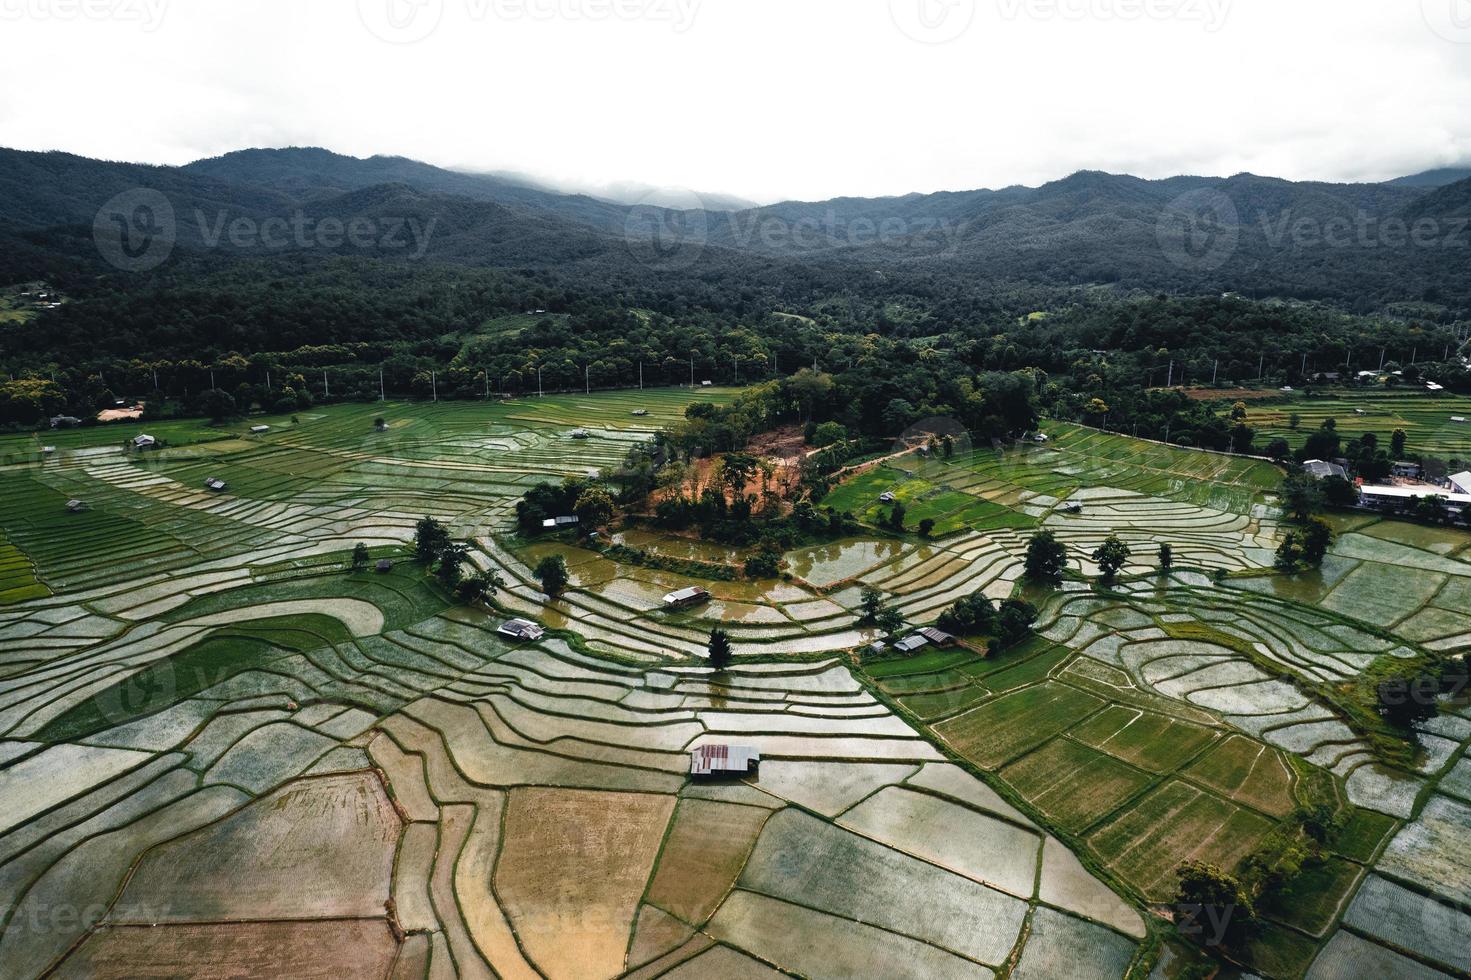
top-left (4, 391), bottom-right (1471, 978)
top-left (1250, 390), bottom-right (1471, 459)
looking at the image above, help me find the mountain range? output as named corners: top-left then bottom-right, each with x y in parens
top-left (3, 145), bottom-right (1470, 312)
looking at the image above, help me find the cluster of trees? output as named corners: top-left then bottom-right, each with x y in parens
top-left (516, 478), bottom-right (615, 533)
top-left (413, 518), bottom-right (503, 602)
top-left (935, 593), bottom-right (1039, 652)
top-left (1274, 518), bottom-right (1335, 573)
top-left (859, 587), bottom-right (906, 636)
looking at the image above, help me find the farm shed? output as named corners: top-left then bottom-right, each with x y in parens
top-left (1303, 459), bottom-right (1348, 481)
top-left (498, 619), bottom-right (546, 642)
top-left (541, 516), bottom-right (581, 530)
top-left (894, 635), bottom-right (931, 655)
top-left (65, 499), bottom-right (86, 513)
top-left (690, 744), bottom-right (761, 778)
top-left (375, 559), bottom-right (394, 573)
top-left (204, 478), bottom-right (228, 492)
top-left (918, 627), bottom-right (958, 648)
top-left (250, 425), bottom-right (270, 434)
top-left (133, 434), bottom-right (157, 449)
top-left (663, 587), bottom-right (712, 609)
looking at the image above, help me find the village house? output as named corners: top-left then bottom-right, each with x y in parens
top-left (133, 434), bottom-right (157, 450)
top-left (1360, 484), bottom-right (1471, 517)
top-left (542, 515), bottom-right (581, 530)
top-left (1392, 461), bottom-right (1423, 480)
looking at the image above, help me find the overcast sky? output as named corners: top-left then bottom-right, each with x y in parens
top-left (3, 0), bottom-right (1470, 203)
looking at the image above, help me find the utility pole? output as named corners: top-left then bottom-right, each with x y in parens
top-left (734, 356), bottom-right (739, 384)
top-left (639, 362), bottom-right (644, 391)
top-left (484, 371), bottom-right (490, 400)
top-left (210, 370), bottom-right (216, 391)
top-left (431, 370), bottom-right (437, 403)
top-left (1411, 347), bottom-right (1418, 365)
top-left (264, 368), bottom-right (269, 391)
top-left (585, 365), bottom-right (590, 395)
top-left (1257, 354), bottom-right (1264, 380)
top-left (323, 370), bottom-right (329, 400)
top-left (537, 366), bottom-right (543, 398)
top-left (690, 354), bottom-right (695, 389)
top-left (379, 368), bottom-right (385, 402)
top-left (1300, 352), bottom-right (1308, 377)
top-left (1166, 360), bottom-right (1174, 387)
top-left (1379, 348), bottom-right (1387, 371)
top-left (1212, 359), bottom-right (1219, 386)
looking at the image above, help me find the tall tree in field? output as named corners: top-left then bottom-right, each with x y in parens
top-left (351, 542), bottom-right (371, 572)
top-left (414, 517), bottom-right (450, 564)
top-left (436, 543), bottom-right (469, 590)
top-left (1092, 536), bottom-right (1131, 584)
top-left (708, 628), bottom-right (733, 671)
top-left (573, 486), bottom-right (616, 528)
top-left (534, 555), bottom-right (570, 597)
top-left (1157, 543), bottom-right (1174, 573)
top-left (1024, 530), bottom-right (1067, 583)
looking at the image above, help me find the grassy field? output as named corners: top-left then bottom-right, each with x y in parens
top-left (3, 389), bottom-right (1471, 979)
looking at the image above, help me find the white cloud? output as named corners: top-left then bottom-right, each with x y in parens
top-left (1, 0), bottom-right (1469, 203)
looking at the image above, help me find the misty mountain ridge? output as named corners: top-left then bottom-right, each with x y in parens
top-left (3, 144), bottom-right (1470, 311)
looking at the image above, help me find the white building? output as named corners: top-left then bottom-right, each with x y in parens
top-left (690, 744), bottom-right (761, 778)
top-left (1449, 472), bottom-right (1471, 496)
top-left (497, 619), bottom-right (546, 642)
top-left (1303, 460), bottom-right (1348, 481)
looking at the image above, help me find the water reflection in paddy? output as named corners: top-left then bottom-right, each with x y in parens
top-left (785, 538), bottom-right (910, 588)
